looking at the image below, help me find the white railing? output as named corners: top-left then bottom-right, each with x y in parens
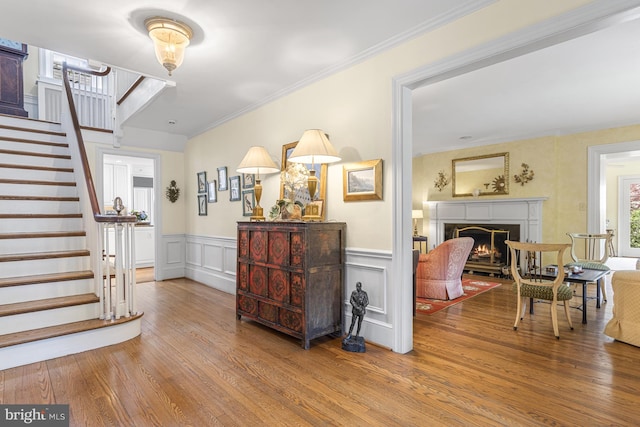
top-left (60, 62), bottom-right (138, 321)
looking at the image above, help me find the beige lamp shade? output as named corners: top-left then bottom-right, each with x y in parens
top-left (412, 210), bottom-right (423, 219)
top-left (288, 129), bottom-right (341, 164)
top-left (236, 146), bottom-right (279, 176)
top-left (145, 17), bottom-right (193, 76)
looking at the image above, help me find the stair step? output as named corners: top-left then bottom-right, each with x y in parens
top-left (0, 178), bottom-right (76, 186)
top-left (0, 163), bottom-right (73, 173)
top-left (0, 236), bottom-right (86, 255)
top-left (0, 270), bottom-right (94, 288)
top-left (0, 122), bottom-right (66, 138)
top-left (0, 135), bottom-right (68, 147)
top-left (0, 313), bottom-right (142, 349)
top-left (0, 195), bottom-right (79, 202)
top-left (0, 213), bottom-right (82, 219)
top-left (0, 231), bottom-right (85, 239)
top-left (0, 249), bottom-right (90, 263)
top-left (0, 148), bottom-right (70, 160)
top-left (0, 293), bottom-right (99, 317)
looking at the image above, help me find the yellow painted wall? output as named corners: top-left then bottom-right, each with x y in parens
top-left (185, 0), bottom-right (594, 250)
top-left (413, 124), bottom-right (640, 246)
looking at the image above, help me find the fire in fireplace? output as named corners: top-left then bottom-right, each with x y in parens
top-left (444, 223), bottom-right (520, 275)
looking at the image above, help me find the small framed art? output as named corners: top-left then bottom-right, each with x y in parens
top-left (207, 181), bottom-right (217, 203)
top-left (217, 167), bottom-right (228, 191)
top-left (242, 189), bottom-right (255, 216)
top-left (229, 176), bottom-right (241, 201)
top-left (197, 171), bottom-right (207, 194)
top-left (343, 159), bottom-right (383, 201)
top-left (198, 194), bottom-right (207, 215)
top-left (242, 173), bottom-right (255, 189)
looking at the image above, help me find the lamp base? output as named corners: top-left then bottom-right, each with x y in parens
top-left (302, 202), bottom-right (322, 221)
top-left (250, 206), bottom-right (266, 221)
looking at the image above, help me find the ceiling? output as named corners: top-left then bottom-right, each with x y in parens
top-left (0, 0), bottom-right (490, 141)
top-left (1, 2), bottom-right (639, 156)
top-left (412, 13), bottom-right (640, 156)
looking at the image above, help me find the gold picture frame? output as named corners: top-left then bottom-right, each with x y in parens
top-left (280, 140), bottom-right (328, 220)
top-left (342, 159), bottom-right (383, 201)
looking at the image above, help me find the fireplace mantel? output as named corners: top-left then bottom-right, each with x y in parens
top-left (427, 198), bottom-right (547, 248)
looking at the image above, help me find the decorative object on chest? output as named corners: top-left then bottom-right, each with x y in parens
top-left (236, 221), bottom-right (346, 349)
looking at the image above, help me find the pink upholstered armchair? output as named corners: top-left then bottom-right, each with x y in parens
top-left (416, 237), bottom-right (474, 300)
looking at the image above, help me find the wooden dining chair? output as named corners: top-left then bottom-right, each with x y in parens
top-left (506, 241), bottom-right (573, 339)
top-left (566, 232), bottom-right (612, 303)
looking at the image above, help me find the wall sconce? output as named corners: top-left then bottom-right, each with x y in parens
top-left (434, 170), bottom-right (450, 192)
top-left (514, 163), bottom-right (535, 186)
top-left (412, 210), bottom-right (423, 236)
top-left (237, 146), bottom-right (280, 221)
top-left (288, 129), bottom-right (341, 221)
top-left (145, 17), bottom-right (193, 76)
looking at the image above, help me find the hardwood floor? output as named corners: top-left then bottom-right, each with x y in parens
top-left (1, 274), bottom-right (639, 426)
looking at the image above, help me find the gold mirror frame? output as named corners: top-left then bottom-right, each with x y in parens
top-left (452, 152), bottom-right (509, 197)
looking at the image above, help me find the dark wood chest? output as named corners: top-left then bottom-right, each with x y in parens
top-left (236, 221), bottom-right (346, 349)
top-left (0, 41), bottom-right (28, 117)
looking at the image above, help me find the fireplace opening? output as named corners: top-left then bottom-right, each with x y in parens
top-left (444, 223), bottom-right (520, 276)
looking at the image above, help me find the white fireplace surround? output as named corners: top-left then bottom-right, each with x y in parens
top-left (427, 198), bottom-right (547, 249)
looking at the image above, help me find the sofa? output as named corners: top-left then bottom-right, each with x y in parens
top-left (415, 237), bottom-right (474, 300)
top-left (604, 270), bottom-right (640, 347)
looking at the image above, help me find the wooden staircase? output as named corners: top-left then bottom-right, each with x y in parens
top-left (0, 114), bottom-right (141, 370)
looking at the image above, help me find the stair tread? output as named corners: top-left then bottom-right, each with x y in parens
top-left (0, 249), bottom-right (90, 262)
top-left (0, 312), bottom-right (143, 348)
top-left (0, 213), bottom-right (82, 219)
top-left (0, 178), bottom-right (76, 186)
top-left (0, 195), bottom-right (80, 201)
top-left (0, 293), bottom-right (100, 317)
top-left (0, 270), bottom-right (94, 288)
top-left (0, 148), bottom-right (71, 159)
top-left (0, 163), bottom-right (73, 173)
top-left (0, 135), bottom-right (68, 147)
top-left (0, 230), bottom-right (86, 239)
top-left (0, 122), bottom-right (66, 137)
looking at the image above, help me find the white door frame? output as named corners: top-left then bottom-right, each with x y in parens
top-left (392, 1), bottom-right (640, 353)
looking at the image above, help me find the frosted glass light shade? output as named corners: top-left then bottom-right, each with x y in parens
top-left (145, 17), bottom-right (193, 76)
top-left (288, 129), bottom-right (341, 164)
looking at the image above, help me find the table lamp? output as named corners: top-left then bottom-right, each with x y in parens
top-left (288, 129), bottom-right (341, 220)
top-left (237, 146), bottom-right (280, 221)
top-left (412, 210), bottom-right (423, 236)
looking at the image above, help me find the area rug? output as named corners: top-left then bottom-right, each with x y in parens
top-left (416, 279), bottom-right (502, 315)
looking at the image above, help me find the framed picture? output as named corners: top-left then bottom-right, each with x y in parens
top-left (280, 140), bottom-right (327, 218)
top-left (207, 181), bottom-right (217, 203)
top-left (197, 171), bottom-right (207, 194)
top-left (229, 175), bottom-right (241, 201)
top-left (242, 173), bottom-right (255, 189)
top-left (343, 159), bottom-right (383, 201)
top-left (198, 194), bottom-right (207, 215)
top-left (242, 189), bottom-right (255, 216)
top-left (217, 167), bottom-right (228, 191)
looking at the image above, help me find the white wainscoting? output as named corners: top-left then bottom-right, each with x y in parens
top-left (344, 248), bottom-right (394, 350)
top-left (184, 234), bottom-right (237, 294)
top-left (161, 232), bottom-right (395, 349)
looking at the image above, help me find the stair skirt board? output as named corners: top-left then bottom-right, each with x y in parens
top-left (1, 278), bottom-right (95, 304)
top-left (0, 318), bottom-right (141, 370)
top-left (0, 303), bottom-right (101, 335)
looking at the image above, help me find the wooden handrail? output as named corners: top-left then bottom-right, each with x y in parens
top-left (61, 63), bottom-right (135, 224)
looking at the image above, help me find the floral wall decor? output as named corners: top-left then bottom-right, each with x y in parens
top-left (514, 163), bottom-right (535, 186)
top-left (434, 170), bottom-right (450, 192)
top-left (165, 180), bottom-right (180, 203)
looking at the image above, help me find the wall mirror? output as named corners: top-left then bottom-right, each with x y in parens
top-left (452, 152), bottom-right (509, 197)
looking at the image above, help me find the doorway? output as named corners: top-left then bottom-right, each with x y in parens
top-left (97, 148), bottom-right (161, 281)
top-left (618, 175), bottom-right (640, 257)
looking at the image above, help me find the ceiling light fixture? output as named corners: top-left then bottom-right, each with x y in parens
top-left (145, 17), bottom-right (193, 76)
